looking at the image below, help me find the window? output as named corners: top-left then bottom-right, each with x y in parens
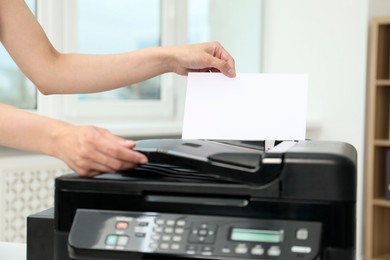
top-left (188, 0), bottom-right (210, 44)
top-left (0, 0), bottom-right (36, 109)
top-left (35, 0), bottom-right (262, 136)
top-left (57, 0), bottom-right (175, 122)
top-left (76, 0), bottom-right (161, 102)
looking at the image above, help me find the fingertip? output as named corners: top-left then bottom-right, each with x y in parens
top-left (222, 67), bottom-right (236, 78)
top-left (139, 156), bottom-right (148, 164)
top-left (227, 59), bottom-right (236, 77)
top-left (228, 68), bottom-right (236, 77)
top-left (124, 140), bottom-right (136, 148)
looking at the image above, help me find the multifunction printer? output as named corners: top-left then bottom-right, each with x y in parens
top-left (27, 139), bottom-right (357, 260)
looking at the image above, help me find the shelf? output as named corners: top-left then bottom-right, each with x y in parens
top-left (374, 140), bottom-right (390, 147)
top-left (366, 17), bottom-right (390, 260)
top-left (374, 199), bottom-right (390, 208)
top-left (376, 24), bottom-right (390, 80)
top-left (373, 253), bottom-right (390, 260)
top-left (375, 17), bottom-right (390, 25)
top-left (377, 80), bottom-right (390, 86)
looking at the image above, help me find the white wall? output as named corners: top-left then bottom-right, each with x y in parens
top-left (262, 1), bottom-right (368, 259)
top-left (209, 0), bottom-right (263, 73)
top-left (370, 0), bottom-right (390, 18)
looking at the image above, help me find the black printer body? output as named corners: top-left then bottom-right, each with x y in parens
top-left (49, 139), bottom-right (356, 260)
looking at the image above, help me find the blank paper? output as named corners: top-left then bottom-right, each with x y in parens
top-left (182, 73), bottom-right (308, 141)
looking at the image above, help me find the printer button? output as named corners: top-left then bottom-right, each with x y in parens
top-left (186, 245), bottom-right (197, 254)
top-left (117, 236), bottom-right (129, 246)
top-left (135, 232), bottom-right (146, 238)
top-left (164, 227), bottom-right (174, 233)
top-left (267, 246), bottom-right (281, 256)
top-left (162, 235), bottom-right (171, 241)
top-left (296, 228), bottom-right (309, 240)
top-left (177, 220), bottom-right (186, 226)
top-left (172, 235), bottom-right (182, 242)
top-left (155, 219), bottom-right (165, 225)
top-left (235, 244), bottom-right (248, 254)
top-left (154, 227), bottom-right (163, 233)
top-left (175, 228), bottom-right (185, 234)
top-left (251, 245), bottom-right (264, 256)
top-left (291, 246), bottom-right (312, 254)
top-left (138, 221), bottom-right (149, 227)
top-left (160, 243), bottom-right (170, 250)
top-left (171, 244), bottom-right (181, 250)
top-left (151, 235), bottom-right (161, 241)
top-left (105, 235), bottom-right (118, 246)
top-left (166, 220), bottom-right (175, 226)
top-left (198, 229), bottom-right (208, 236)
top-left (201, 246), bottom-right (213, 256)
top-left (115, 221), bottom-right (129, 230)
top-left (221, 247), bottom-right (232, 254)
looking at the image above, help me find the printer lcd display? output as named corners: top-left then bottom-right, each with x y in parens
top-left (230, 228), bottom-right (283, 243)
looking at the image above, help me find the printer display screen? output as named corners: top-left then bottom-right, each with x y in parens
top-left (230, 228), bottom-right (283, 243)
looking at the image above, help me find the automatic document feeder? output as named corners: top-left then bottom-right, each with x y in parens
top-left (30, 139), bottom-right (357, 260)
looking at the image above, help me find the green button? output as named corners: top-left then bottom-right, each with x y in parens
top-left (106, 235), bottom-right (118, 246)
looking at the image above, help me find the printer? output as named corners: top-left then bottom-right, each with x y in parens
top-left (27, 139), bottom-right (357, 260)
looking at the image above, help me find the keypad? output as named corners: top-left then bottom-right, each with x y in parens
top-left (107, 217), bottom-right (311, 258)
top-left (151, 218), bottom-right (188, 252)
top-left (71, 210), bottom-right (320, 260)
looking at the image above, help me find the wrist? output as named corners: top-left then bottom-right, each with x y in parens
top-left (160, 46), bottom-right (180, 74)
top-left (45, 120), bottom-right (74, 159)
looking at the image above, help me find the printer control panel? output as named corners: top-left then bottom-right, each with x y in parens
top-left (68, 209), bottom-right (322, 260)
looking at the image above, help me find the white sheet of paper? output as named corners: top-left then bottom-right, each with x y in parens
top-left (182, 73), bottom-right (308, 140)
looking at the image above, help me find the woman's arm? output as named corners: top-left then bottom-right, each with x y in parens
top-left (0, 103), bottom-right (148, 177)
top-left (0, 0), bottom-right (236, 177)
top-left (0, 0), bottom-right (235, 95)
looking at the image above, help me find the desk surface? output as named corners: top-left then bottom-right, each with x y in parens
top-left (0, 242), bottom-right (26, 260)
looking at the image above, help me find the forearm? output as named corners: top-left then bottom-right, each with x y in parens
top-left (0, 0), bottom-right (171, 94)
top-left (0, 103), bottom-right (69, 156)
top-left (36, 47), bottom-right (172, 94)
top-left (0, 103), bottom-right (149, 176)
top-left (0, 0), bottom-right (235, 96)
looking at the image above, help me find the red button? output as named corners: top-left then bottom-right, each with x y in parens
top-left (116, 221), bottom-right (129, 230)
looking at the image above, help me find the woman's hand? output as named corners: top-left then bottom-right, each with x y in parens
top-left (168, 42), bottom-right (236, 78)
top-left (54, 125), bottom-right (148, 177)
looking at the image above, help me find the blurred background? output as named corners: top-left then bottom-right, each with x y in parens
top-left (1, 1), bottom-right (390, 260)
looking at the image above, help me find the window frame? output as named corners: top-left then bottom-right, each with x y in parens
top-left (36, 0), bottom-right (189, 137)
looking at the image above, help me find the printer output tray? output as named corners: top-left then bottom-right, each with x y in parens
top-left (133, 139), bottom-right (274, 185)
